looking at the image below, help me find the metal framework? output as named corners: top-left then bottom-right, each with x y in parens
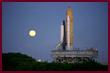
top-left (51, 48), bottom-right (98, 62)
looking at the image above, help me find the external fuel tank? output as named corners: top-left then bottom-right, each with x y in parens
top-left (65, 7), bottom-right (73, 44)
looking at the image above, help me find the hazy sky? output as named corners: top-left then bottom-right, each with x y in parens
top-left (2, 2), bottom-right (108, 62)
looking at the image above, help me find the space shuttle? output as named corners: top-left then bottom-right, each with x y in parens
top-left (55, 7), bottom-right (73, 51)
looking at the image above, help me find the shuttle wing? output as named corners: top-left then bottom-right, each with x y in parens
top-left (54, 42), bottom-right (61, 50)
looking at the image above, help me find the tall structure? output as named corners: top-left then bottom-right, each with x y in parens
top-left (66, 7), bottom-right (73, 50)
top-left (51, 7), bottom-right (99, 62)
top-left (55, 7), bottom-right (73, 51)
top-left (67, 15), bottom-right (70, 50)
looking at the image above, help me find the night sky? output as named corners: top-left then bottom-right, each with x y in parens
top-left (2, 2), bottom-right (108, 62)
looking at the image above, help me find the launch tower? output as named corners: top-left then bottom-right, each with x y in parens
top-left (51, 7), bottom-right (98, 62)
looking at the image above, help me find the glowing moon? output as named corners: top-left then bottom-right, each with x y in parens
top-left (29, 30), bottom-right (36, 36)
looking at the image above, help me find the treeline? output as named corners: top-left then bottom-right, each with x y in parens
top-left (2, 52), bottom-right (108, 71)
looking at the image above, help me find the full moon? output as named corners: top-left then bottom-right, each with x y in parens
top-left (29, 30), bottom-right (36, 36)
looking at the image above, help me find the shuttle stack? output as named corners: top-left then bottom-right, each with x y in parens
top-left (55, 7), bottom-right (73, 50)
top-left (52, 7), bottom-right (99, 62)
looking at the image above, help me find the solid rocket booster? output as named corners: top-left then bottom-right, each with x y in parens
top-left (66, 7), bottom-right (73, 50)
top-left (67, 15), bottom-right (70, 50)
